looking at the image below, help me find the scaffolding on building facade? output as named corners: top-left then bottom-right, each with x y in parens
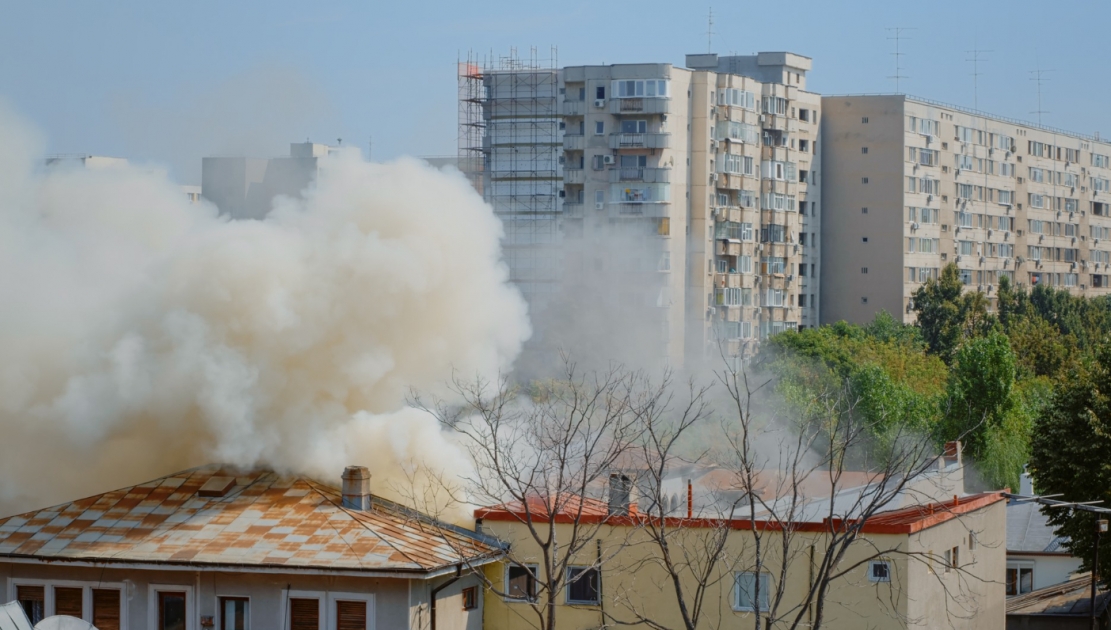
top-left (458, 48), bottom-right (563, 313)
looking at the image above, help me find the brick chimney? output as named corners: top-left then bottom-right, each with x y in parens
top-left (341, 466), bottom-right (371, 510)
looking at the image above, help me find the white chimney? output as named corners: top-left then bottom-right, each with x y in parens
top-left (608, 473), bottom-right (632, 516)
top-left (342, 466), bottom-right (371, 510)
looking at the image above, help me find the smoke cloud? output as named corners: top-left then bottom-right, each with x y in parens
top-left (0, 102), bottom-right (530, 515)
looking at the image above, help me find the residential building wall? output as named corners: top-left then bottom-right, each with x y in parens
top-left (2, 562), bottom-right (484, 630)
top-left (201, 142), bottom-right (342, 220)
top-left (821, 95), bottom-right (1111, 325)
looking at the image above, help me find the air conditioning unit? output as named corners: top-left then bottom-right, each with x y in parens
top-left (927, 194), bottom-right (934, 203)
top-left (1017, 256), bottom-right (1025, 264)
top-left (595, 201), bottom-right (605, 210)
top-left (925, 135), bottom-right (933, 145)
top-left (714, 208), bottom-right (726, 221)
top-left (594, 99), bottom-right (606, 108)
top-left (988, 229), bottom-right (994, 237)
top-left (955, 255), bottom-right (962, 263)
top-left (1005, 231), bottom-right (1011, 240)
top-left (602, 155), bottom-right (615, 165)
top-left (942, 224), bottom-right (949, 232)
top-left (710, 173), bottom-right (719, 182)
top-left (979, 256), bottom-right (986, 264)
top-left (911, 222), bottom-right (920, 230)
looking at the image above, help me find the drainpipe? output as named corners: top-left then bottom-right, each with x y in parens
top-left (430, 564), bottom-right (463, 630)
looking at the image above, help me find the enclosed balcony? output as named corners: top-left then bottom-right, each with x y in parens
top-left (609, 133), bottom-right (671, 150)
top-left (609, 167), bottom-right (671, 183)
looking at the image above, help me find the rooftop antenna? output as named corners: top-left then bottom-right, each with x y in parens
top-left (1030, 67), bottom-right (1054, 125)
top-left (965, 44), bottom-right (992, 111)
top-left (885, 27), bottom-right (915, 94)
top-left (706, 7), bottom-right (715, 54)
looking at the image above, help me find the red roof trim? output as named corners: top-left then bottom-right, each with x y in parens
top-left (475, 492), bottom-right (1006, 535)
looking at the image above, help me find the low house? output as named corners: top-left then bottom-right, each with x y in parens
top-left (0, 465), bottom-right (500, 630)
top-left (1005, 573), bottom-right (1111, 629)
top-left (1006, 499), bottom-right (1082, 596)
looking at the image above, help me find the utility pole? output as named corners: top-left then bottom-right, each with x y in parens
top-left (885, 27), bottom-right (915, 94)
top-left (1093, 517), bottom-right (1107, 630)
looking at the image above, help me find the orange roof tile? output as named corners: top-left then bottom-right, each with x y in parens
top-left (0, 465), bottom-right (500, 575)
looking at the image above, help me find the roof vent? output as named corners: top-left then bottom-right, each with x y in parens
top-left (198, 476), bottom-right (236, 498)
top-left (342, 466), bottom-right (371, 510)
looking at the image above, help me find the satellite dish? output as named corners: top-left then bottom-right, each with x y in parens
top-left (34, 617), bottom-right (98, 630)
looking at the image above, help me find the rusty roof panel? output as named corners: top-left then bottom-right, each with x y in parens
top-left (0, 465), bottom-right (499, 575)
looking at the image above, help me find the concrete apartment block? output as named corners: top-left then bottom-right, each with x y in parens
top-left (821, 95), bottom-right (1111, 325)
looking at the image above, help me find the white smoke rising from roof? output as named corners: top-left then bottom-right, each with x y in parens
top-left (0, 102), bottom-right (530, 514)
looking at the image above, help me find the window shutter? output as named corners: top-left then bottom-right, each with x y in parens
top-left (336, 601), bottom-right (366, 630)
top-left (55, 587), bottom-right (84, 616)
top-left (93, 589), bottom-right (122, 630)
top-left (17, 585), bottom-right (44, 602)
top-left (290, 599), bottom-right (319, 630)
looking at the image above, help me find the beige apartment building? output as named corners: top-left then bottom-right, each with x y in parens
top-left (465, 52), bottom-right (821, 368)
top-left (822, 94), bottom-right (1111, 325)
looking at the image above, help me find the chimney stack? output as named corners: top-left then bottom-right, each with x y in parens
top-left (342, 466), bottom-right (371, 510)
top-left (608, 473), bottom-right (632, 516)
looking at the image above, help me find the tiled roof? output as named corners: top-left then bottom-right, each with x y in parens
top-left (0, 465), bottom-right (500, 575)
top-left (1007, 500), bottom-right (1072, 554)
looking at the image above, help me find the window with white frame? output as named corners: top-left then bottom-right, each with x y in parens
top-left (765, 288), bottom-right (786, 306)
top-left (1006, 563), bottom-right (1034, 596)
top-left (737, 255), bottom-right (753, 273)
top-left (612, 79), bottom-right (669, 98)
top-left (998, 190), bottom-right (1014, 205)
top-left (1000, 162), bottom-right (1015, 177)
top-left (1094, 177), bottom-right (1110, 192)
top-left (1029, 193), bottom-right (1045, 209)
top-left (868, 560), bottom-right (891, 582)
top-left (763, 257), bottom-right (787, 274)
top-left (734, 572), bottom-right (770, 611)
top-left (1094, 154), bottom-right (1111, 169)
top-left (221, 597), bottom-right (250, 630)
top-left (718, 88), bottom-right (756, 110)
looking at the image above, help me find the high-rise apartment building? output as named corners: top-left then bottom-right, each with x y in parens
top-left (821, 95), bottom-right (1111, 325)
top-left (202, 142), bottom-right (345, 219)
top-left (462, 52), bottom-right (821, 368)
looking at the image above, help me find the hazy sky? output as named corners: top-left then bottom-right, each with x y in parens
top-left (1, 0), bottom-right (1107, 184)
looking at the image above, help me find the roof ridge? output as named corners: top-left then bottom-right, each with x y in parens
top-left (302, 480), bottom-right (414, 569)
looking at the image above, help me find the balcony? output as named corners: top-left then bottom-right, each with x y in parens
top-left (563, 134), bottom-right (585, 151)
top-left (717, 240), bottom-right (742, 257)
top-left (609, 133), bottom-right (670, 150)
top-left (562, 100), bottom-right (585, 116)
top-left (714, 272), bottom-right (742, 289)
top-left (562, 201), bottom-right (583, 216)
top-left (609, 167), bottom-right (671, 183)
top-left (609, 98), bottom-right (670, 115)
top-left (564, 168), bottom-right (585, 184)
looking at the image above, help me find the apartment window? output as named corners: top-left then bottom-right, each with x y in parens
top-left (862, 267), bottom-right (869, 274)
top-left (868, 561), bottom-right (891, 583)
top-left (613, 79), bottom-right (668, 98)
top-left (595, 86), bottom-right (605, 100)
top-left (507, 564), bottom-right (538, 601)
top-left (799, 108), bottom-right (810, 122)
top-left (290, 598), bottom-right (320, 630)
top-left (621, 119), bottom-right (647, 134)
top-left (577, 87), bottom-right (586, 101)
top-left (159, 592), bottom-right (187, 630)
top-left (462, 587), bottom-right (478, 611)
top-left (798, 294), bottom-right (807, 307)
top-left (862, 117), bottom-right (869, 124)
top-left (567, 567), bottom-right (601, 604)
top-left (862, 147), bottom-right (869, 154)
top-left (594, 121), bottom-right (604, 135)
top-left (958, 241), bottom-right (973, 257)
top-left (861, 297), bottom-right (868, 304)
top-left (17, 585), bottom-right (44, 623)
top-left (1006, 564), bottom-right (1034, 596)
top-left (93, 589), bottom-right (122, 630)
top-left (862, 237), bottom-right (869, 243)
top-left (799, 263), bottom-right (807, 277)
top-left (221, 598), bottom-right (250, 630)
top-left (52, 586), bottom-right (83, 616)
top-left (862, 177), bottom-right (869, 184)
top-left (799, 139), bottom-right (810, 152)
top-left (336, 601), bottom-right (367, 630)
top-left (734, 572), bottom-right (770, 611)
top-left (862, 207), bottom-right (868, 214)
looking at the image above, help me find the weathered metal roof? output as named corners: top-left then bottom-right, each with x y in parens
top-left (1007, 500), bottom-right (1072, 554)
top-left (0, 465), bottom-right (500, 575)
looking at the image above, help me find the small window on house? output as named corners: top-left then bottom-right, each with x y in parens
top-left (862, 147), bottom-right (869, 154)
top-left (336, 600), bottom-right (367, 630)
top-left (507, 564), bottom-right (538, 601)
top-left (950, 546), bottom-right (960, 570)
top-left (567, 567), bottom-right (600, 604)
top-left (862, 297), bottom-right (869, 304)
top-left (158, 592), bottom-right (187, 630)
top-left (969, 533), bottom-right (977, 550)
top-left (221, 597), bottom-right (250, 630)
top-left (862, 267), bottom-right (869, 274)
top-left (594, 121), bottom-right (604, 135)
top-left (862, 237), bottom-right (869, 243)
top-left (462, 586), bottom-right (478, 610)
top-left (862, 177), bottom-right (869, 184)
top-left (734, 572), bottom-right (770, 611)
top-left (17, 585), bottom-right (44, 624)
top-left (596, 86), bottom-right (605, 100)
top-left (799, 294), bottom-right (807, 307)
top-left (869, 560), bottom-right (891, 582)
top-left (862, 207), bottom-right (869, 214)
top-left (55, 587), bottom-right (84, 616)
top-left (93, 589), bottom-right (122, 630)
top-left (1006, 565), bottom-right (1034, 596)
top-left (290, 598), bottom-right (319, 630)
top-left (862, 117), bottom-right (869, 123)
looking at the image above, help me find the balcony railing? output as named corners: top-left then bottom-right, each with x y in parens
top-left (562, 100), bottom-right (585, 116)
top-left (564, 168), bottom-right (585, 184)
top-left (609, 98), bottom-right (670, 115)
top-left (563, 134), bottom-right (585, 151)
top-left (609, 133), bottom-right (671, 150)
top-left (609, 167), bottom-right (671, 183)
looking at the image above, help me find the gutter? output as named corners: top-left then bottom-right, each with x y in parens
top-left (430, 564), bottom-right (463, 630)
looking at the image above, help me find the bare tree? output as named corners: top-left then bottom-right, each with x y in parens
top-left (414, 357), bottom-right (651, 630)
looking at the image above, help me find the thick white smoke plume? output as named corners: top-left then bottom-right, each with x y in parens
top-left (0, 103), bottom-right (530, 514)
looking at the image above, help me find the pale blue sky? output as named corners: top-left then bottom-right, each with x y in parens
top-left (1, 0), bottom-right (1106, 184)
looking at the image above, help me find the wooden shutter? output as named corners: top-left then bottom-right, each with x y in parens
top-left (54, 587), bottom-right (84, 616)
top-left (336, 601), bottom-right (366, 630)
top-left (289, 598), bottom-right (319, 630)
top-left (17, 585), bottom-right (44, 602)
top-left (92, 589), bottom-right (121, 630)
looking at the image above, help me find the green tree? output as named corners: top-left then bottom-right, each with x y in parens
top-left (911, 264), bottom-right (994, 362)
top-left (1029, 341), bottom-right (1111, 581)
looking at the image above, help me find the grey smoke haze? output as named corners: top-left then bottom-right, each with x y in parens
top-left (110, 64), bottom-right (334, 184)
top-left (0, 100), bottom-right (530, 515)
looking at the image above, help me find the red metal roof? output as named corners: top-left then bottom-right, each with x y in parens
top-left (0, 465), bottom-right (499, 575)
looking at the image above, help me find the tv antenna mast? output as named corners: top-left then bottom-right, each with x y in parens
top-left (965, 45), bottom-right (992, 110)
top-left (885, 27), bottom-right (915, 94)
top-left (1030, 67), bottom-right (1054, 125)
top-left (706, 7), bottom-right (715, 53)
